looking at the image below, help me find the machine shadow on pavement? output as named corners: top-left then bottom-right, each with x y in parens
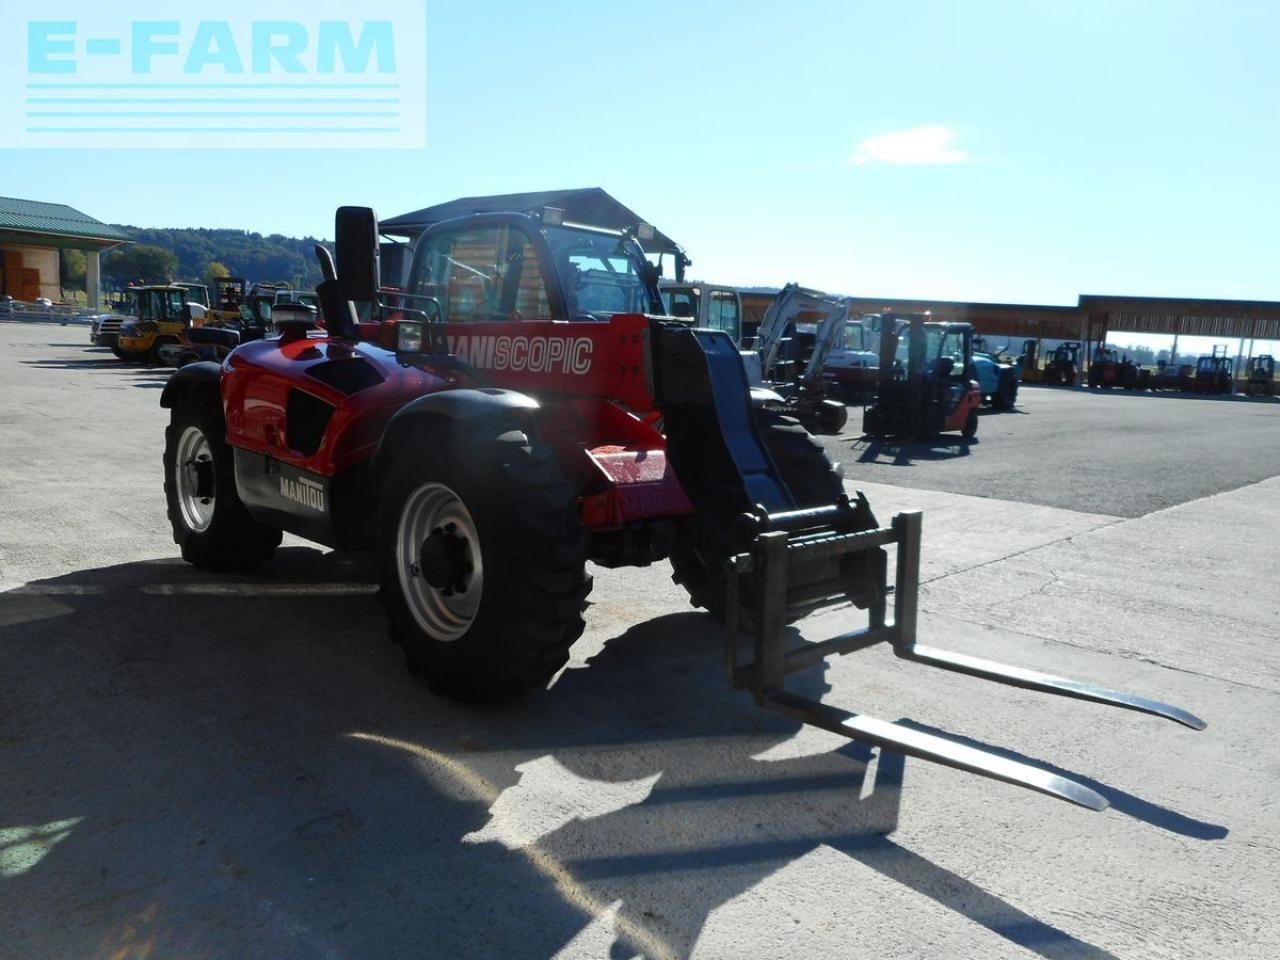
top-left (1, 549), bottom-right (1119, 960)
top-left (125, 371), bottom-right (173, 389)
top-left (20, 356), bottom-right (136, 372)
top-left (978, 405), bottom-right (1030, 415)
top-left (851, 436), bottom-right (975, 466)
top-left (21, 353), bottom-right (175, 387)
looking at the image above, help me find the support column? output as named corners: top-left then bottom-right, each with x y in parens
top-left (86, 249), bottom-right (101, 310)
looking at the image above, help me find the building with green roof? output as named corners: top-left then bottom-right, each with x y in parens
top-left (0, 197), bottom-right (131, 309)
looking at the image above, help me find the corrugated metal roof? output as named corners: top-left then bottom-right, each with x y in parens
top-left (1081, 294), bottom-right (1280, 340)
top-left (0, 196), bottom-right (131, 243)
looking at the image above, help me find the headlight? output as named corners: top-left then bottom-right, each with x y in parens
top-left (397, 320), bottom-right (425, 354)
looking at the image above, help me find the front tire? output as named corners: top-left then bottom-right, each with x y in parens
top-left (377, 423), bottom-right (591, 701)
top-left (163, 399), bottom-right (281, 570)
top-left (813, 398), bottom-right (849, 435)
top-left (148, 336), bottom-right (178, 367)
top-left (670, 415), bottom-right (850, 618)
top-left (995, 374), bottom-right (1018, 411)
top-left (962, 408), bottom-right (979, 439)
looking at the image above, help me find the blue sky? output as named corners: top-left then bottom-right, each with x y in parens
top-left (3, 0), bottom-right (1279, 337)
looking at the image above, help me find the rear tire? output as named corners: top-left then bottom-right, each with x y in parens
top-left (377, 422), bottom-right (591, 701)
top-left (163, 398), bottom-right (281, 570)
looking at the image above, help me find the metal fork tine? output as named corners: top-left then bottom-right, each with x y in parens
top-left (763, 691), bottom-right (1108, 810)
top-left (896, 644), bottom-right (1207, 731)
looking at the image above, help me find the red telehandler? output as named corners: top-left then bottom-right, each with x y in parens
top-left (158, 204), bottom-right (1204, 811)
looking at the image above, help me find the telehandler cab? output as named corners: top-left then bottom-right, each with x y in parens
top-left (159, 204), bottom-right (1203, 811)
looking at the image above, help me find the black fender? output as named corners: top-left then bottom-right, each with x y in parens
top-left (187, 326), bottom-right (240, 350)
top-left (159, 361), bottom-right (222, 409)
top-left (372, 388), bottom-right (540, 478)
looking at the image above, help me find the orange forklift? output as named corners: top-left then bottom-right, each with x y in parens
top-left (863, 314), bottom-right (982, 440)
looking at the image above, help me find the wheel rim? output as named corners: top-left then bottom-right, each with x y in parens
top-left (395, 482), bottom-right (483, 642)
top-left (175, 425), bottom-right (216, 533)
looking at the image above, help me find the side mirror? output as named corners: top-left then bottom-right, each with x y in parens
top-left (335, 206), bottom-right (381, 304)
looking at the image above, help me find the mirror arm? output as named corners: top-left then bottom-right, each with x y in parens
top-left (315, 244), bottom-right (337, 282)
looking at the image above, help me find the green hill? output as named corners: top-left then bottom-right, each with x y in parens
top-left (107, 225), bottom-right (333, 291)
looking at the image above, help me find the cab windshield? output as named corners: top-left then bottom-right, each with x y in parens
top-left (542, 225), bottom-right (660, 319)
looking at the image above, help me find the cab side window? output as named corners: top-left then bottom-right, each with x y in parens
top-left (415, 226), bottom-right (550, 324)
top-left (663, 289), bottom-right (696, 319)
top-left (708, 290), bottom-right (740, 342)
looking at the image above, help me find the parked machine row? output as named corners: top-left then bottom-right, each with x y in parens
top-left (90, 279), bottom-right (321, 367)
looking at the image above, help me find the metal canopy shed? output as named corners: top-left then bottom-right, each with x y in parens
top-left (1080, 294), bottom-right (1280, 344)
top-left (846, 296), bottom-right (1085, 342)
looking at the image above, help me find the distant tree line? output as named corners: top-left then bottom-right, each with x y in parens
top-left (96, 226), bottom-right (334, 292)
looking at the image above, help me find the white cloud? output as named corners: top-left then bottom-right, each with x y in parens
top-left (849, 125), bottom-right (968, 166)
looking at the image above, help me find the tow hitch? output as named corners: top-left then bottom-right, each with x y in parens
top-left (724, 509), bottom-right (1205, 810)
